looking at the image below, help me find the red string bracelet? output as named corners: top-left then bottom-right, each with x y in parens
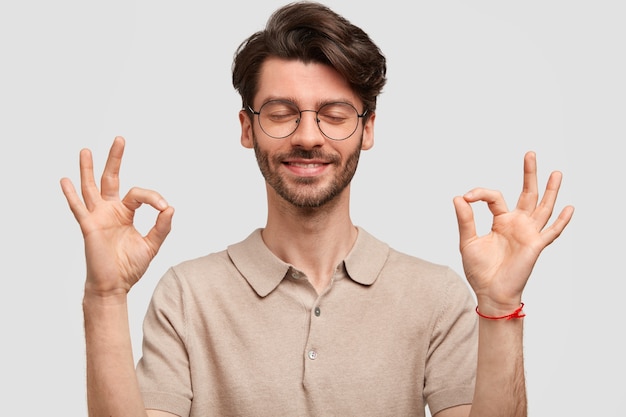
top-left (476, 303), bottom-right (526, 320)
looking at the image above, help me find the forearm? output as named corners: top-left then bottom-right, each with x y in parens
top-left (83, 293), bottom-right (148, 417)
top-left (469, 316), bottom-right (526, 417)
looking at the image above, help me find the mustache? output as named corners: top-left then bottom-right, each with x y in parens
top-left (277, 148), bottom-right (340, 162)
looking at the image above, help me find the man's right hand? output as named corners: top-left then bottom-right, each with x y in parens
top-left (60, 136), bottom-right (174, 299)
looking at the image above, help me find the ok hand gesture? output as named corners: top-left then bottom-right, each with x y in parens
top-left (453, 151), bottom-right (574, 315)
top-left (60, 137), bottom-right (174, 298)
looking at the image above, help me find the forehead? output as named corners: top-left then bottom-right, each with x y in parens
top-left (254, 57), bottom-right (360, 108)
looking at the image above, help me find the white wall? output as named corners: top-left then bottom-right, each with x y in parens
top-left (1, 1), bottom-right (623, 415)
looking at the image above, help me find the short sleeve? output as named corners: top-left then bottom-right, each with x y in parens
top-left (423, 267), bottom-right (478, 415)
top-left (136, 268), bottom-right (193, 417)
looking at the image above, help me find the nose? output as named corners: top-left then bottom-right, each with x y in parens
top-left (289, 110), bottom-right (325, 148)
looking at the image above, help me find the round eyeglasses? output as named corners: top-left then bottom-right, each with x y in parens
top-left (248, 99), bottom-right (368, 141)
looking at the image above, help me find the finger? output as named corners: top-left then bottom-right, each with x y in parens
top-left (453, 195), bottom-right (477, 250)
top-left (462, 188), bottom-right (509, 217)
top-left (145, 206), bottom-right (175, 254)
top-left (122, 187), bottom-right (169, 212)
top-left (100, 136), bottom-right (126, 201)
top-left (60, 177), bottom-right (89, 222)
top-left (532, 170), bottom-right (563, 228)
top-left (78, 147), bottom-right (101, 211)
top-left (121, 187), bottom-right (174, 254)
top-left (539, 205), bottom-right (575, 247)
top-left (516, 151), bottom-right (539, 213)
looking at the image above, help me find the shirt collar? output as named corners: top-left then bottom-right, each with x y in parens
top-left (227, 227), bottom-right (390, 297)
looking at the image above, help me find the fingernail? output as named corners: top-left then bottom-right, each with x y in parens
top-left (157, 199), bottom-right (168, 210)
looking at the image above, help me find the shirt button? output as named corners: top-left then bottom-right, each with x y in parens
top-left (307, 350), bottom-right (318, 360)
top-left (314, 307), bottom-right (321, 317)
top-left (291, 271), bottom-right (300, 279)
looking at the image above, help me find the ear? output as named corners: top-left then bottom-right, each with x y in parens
top-left (360, 111), bottom-right (375, 150)
top-left (239, 110), bottom-right (254, 149)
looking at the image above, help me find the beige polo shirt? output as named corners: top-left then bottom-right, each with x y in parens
top-left (137, 227), bottom-right (477, 416)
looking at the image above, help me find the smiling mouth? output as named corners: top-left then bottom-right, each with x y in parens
top-left (285, 161), bottom-right (328, 168)
top-left (281, 160), bottom-right (331, 178)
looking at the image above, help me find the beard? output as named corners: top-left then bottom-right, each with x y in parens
top-left (253, 134), bottom-right (362, 209)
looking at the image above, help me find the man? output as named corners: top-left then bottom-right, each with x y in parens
top-left (60, 2), bottom-right (574, 416)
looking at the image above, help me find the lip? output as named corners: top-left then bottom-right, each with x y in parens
top-left (282, 159), bottom-right (330, 177)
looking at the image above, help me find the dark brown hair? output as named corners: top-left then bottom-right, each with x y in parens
top-left (232, 1), bottom-right (387, 119)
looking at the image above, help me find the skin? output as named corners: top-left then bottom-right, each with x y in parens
top-left (239, 58), bottom-right (374, 291)
top-left (60, 57), bottom-right (574, 417)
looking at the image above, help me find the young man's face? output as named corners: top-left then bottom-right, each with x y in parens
top-left (239, 57), bottom-right (375, 208)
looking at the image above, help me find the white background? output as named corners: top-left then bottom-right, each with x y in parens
top-left (1, 0), bottom-right (623, 415)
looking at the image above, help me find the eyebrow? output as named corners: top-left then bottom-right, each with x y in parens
top-left (260, 96), bottom-right (360, 110)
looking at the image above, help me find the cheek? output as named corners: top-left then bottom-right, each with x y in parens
top-left (254, 131), bottom-right (295, 156)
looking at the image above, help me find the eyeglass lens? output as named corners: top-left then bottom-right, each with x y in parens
top-left (257, 100), bottom-right (360, 140)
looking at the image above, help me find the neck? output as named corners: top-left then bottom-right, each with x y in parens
top-left (262, 188), bottom-right (357, 293)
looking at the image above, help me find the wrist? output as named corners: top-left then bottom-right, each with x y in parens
top-left (83, 286), bottom-right (129, 308)
top-left (476, 303), bottom-right (525, 320)
top-left (475, 296), bottom-right (523, 318)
